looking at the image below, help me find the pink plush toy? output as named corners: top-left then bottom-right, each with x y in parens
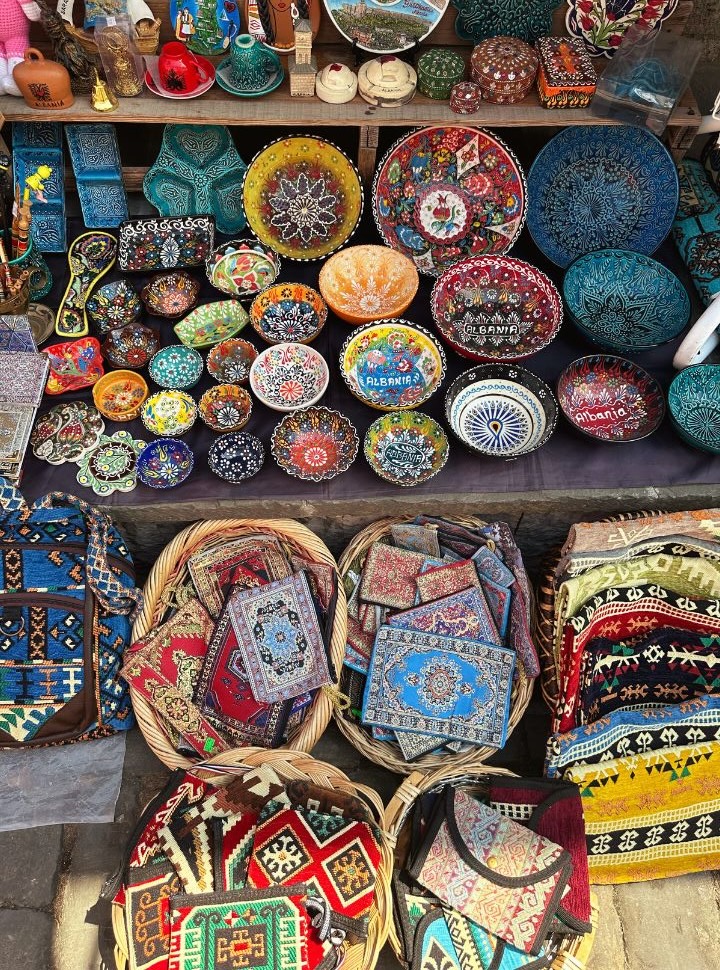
top-left (1, 0), bottom-right (42, 96)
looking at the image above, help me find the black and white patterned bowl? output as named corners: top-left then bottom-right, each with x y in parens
top-left (208, 431), bottom-right (265, 483)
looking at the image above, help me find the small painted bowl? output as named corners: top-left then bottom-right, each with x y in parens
top-left (199, 384), bottom-right (253, 432)
top-left (174, 300), bottom-right (249, 348)
top-left (136, 438), bottom-right (194, 489)
top-left (87, 280), bottom-right (142, 334)
top-left (557, 355), bottom-right (665, 443)
top-left (141, 271), bottom-right (201, 319)
top-left (445, 363), bottom-right (558, 458)
top-left (141, 390), bottom-right (198, 436)
top-left (207, 238), bottom-right (280, 298)
top-left (364, 410), bottom-right (449, 486)
top-left (250, 283), bottom-right (327, 345)
top-left (101, 323), bottom-right (161, 370)
top-left (271, 407), bottom-right (359, 482)
top-left (319, 245), bottom-right (420, 325)
top-left (92, 370), bottom-right (149, 422)
top-left (206, 338), bottom-right (258, 384)
top-left (149, 344), bottom-right (204, 389)
top-left (563, 250), bottom-right (691, 353)
top-left (668, 364), bottom-right (720, 454)
top-left (208, 431), bottom-right (265, 483)
top-left (43, 337), bottom-right (105, 395)
top-left (340, 320), bottom-right (446, 411)
top-left (250, 342), bottom-right (329, 412)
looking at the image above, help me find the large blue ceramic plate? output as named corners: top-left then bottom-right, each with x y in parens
top-left (668, 364), bottom-right (720, 454)
top-left (527, 126), bottom-right (678, 268)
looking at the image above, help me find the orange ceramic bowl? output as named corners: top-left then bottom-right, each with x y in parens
top-left (199, 384), bottom-right (253, 432)
top-left (318, 245), bottom-right (419, 325)
top-left (92, 370), bottom-right (148, 422)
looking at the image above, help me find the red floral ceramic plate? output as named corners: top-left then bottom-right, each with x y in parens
top-left (43, 337), bottom-right (105, 395)
top-left (271, 406), bottom-right (359, 481)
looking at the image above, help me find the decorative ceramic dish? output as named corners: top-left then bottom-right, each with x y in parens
top-left (92, 370), bottom-right (149, 422)
top-left (148, 345), bottom-right (204, 390)
top-left (250, 283), bottom-right (327, 344)
top-left (318, 245), bottom-right (420, 325)
top-left (668, 364), bottom-right (720, 454)
top-left (243, 136), bottom-right (364, 261)
top-left (27, 303), bottom-right (56, 346)
top-left (141, 271), bottom-right (201, 319)
top-left (75, 429), bottom-right (146, 496)
top-left (101, 324), bottom-right (161, 370)
top-left (87, 280), bottom-right (142, 334)
top-left (563, 249), bottom-right (691, 352)
top-left (31, 401), bottom-right (105, 464)
top-left (470, 36), bottom-right (539, 103)
top-left (206, 338), bottom-right (258, 384)
top-left (322, 0), bottom-right (450, 54)
top-left (364, 410), bottom-right (449, 486)
top-left (373, 126), bottom-right (526, 276)
top-left (136, 438), bottom-right (194, 489)
top-left (118, 215), bottom-right (216, 273)
top-left (431, 255), bottom-right (563, 362)
top-left (174, 300), bottom-right (249, 348)
top-left (557, 355), bottom-right (665, 443)
top-left (208, 431), bottom-right (265, 483)
top-left (141, 390), bottom-right (198, 436)
top-left (271, 407), bottom-right (359, 482)
top-left (249, 342), bottom-right (329, 411)
top-left (527, 125), bottom-right (679, 268)
top-left (340, 320), bottom-right (446, 411)
top-left (454, 0), bottom-right (556, 43)
top-left (198, 384), bottom-right (253, 432)
top-left (215, 35), bottom-right (285, 97)
top-left (43, 336), bottom-right (105, 395)
top-left (566, 0), bottom-right (679, 58)
top-left (207, 238), bottom-right (280, 298)
top-left (445, 362), bottom-right (558, 457)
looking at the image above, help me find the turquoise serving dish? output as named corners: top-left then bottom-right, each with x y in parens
top-left (668, 364), bottom-right (720, 454)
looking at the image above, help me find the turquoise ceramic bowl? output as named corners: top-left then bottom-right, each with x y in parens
top-left (668, 364), bottom-right (720, 454)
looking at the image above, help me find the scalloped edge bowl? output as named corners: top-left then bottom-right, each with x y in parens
top-left (318, 245), bottom-right (420, 325)
top-left (249, 342), bottom-right (330, 412)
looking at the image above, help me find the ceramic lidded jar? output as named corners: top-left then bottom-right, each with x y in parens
top-left (316, 62), bottom-right (357, 104)
top-left (417, 48), bottom-right (466, 100)
top-left (471, 36), bottom-right (538, 104)
top-left (13, 50), bottom-right (75, 110)
top-left (358, 55), bottom-right (417, 108)
top-left (450, 81), bottom-right (482, 114)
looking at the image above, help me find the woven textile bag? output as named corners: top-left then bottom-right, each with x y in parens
top-left (0, 478), bottom-right (143, 746)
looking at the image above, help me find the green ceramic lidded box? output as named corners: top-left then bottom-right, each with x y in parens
top-left (417, 48), bottom-right (466, 100)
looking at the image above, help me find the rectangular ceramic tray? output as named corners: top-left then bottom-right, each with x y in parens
top-left (12, 122), bottom-right (66, 253)
top-left (65, 123), bottom-right (129, 228)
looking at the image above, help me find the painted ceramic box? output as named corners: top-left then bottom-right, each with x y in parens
top-left (536, 37), bottom-right (597, 109)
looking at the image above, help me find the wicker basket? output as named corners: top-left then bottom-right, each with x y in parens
top-left (112, 748), bottom-right (394, 970)
top-left (383, 766), bottom-right (599, 970)
top-left (130, 518), bottom-right (347, 769)
top-left (65, 18), bottom-right (161, 56)
top-left (333, 515), bottom-right (534, 775)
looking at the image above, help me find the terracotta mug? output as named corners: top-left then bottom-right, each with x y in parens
top-left (158, 41), bottom-right (203, 93)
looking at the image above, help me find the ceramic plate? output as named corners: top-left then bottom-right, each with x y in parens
top-left (31, 402), bottom-right (105, 465)
top-left (149, 345), bottom-right (204, 389)
top-left (174, 300), bottom-right (249, 348)
top-left (136, 438), bottom-right (194, 489)
top-left (323, 0), bottom-right (450, 53)
top-left (364, 410), bottom-right (449, 486)
top-left (527, 125), bottom-right (679, 268)
top-left (208, 431), bottom-right (265, 483)
top-left (75, 429), bottom-right (146, 495)
top-left (668, 364), bottom-right (720, 454)
top-left (271, 407), bottom-right (359, 481)
top-left (243, 136), bottom-right (364, 261)
top-left (92, 369), bottom-right (149, 422)
top-left (141, 390), bottom-right (198, 436)
top-left (206, 338), bottom-right (258, 383)
top-left (250, 342), bottom-right (329, 411)
top-left (145, 55), bottom-right (216, 99)
top-left (318, 245), bottom-right (419, 325)
top-left (250, 283), bottom-right (327, 344)
top-left (215, 58), bottom-right (284, 97)
top-left (373, 126), bottom-right (526, 276)
top-left (566, 0), bottom-right (679, 57)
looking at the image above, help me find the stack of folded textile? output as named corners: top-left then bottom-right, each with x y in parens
top-left (542, 509), bottom-right (720, 883)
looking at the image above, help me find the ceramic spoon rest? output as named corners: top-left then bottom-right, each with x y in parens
top-left (55, 232), bottom-right (118, 338)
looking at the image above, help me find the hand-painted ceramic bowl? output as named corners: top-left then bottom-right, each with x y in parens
top-left (445, 363), bottom-right (558, 458)
top-left (250, 283), bottom-right (327, 345)
top-left (563, 250), bottom-right (691, 353)
top-left (148, 344), bottom-right (204, 389)
top-left (101, 323), bottom-right (161, 370)
top-left (141, 271), bottom-right (201, 319)
top-left (43, 337), bottom-right (105, 395)
top-left (340, 320), bottom-right (446, 411)
top-left (199, 384), bottom-right (253, 432)
top-left (557, 355), bottom-right (665, 443)
top-left (141, 390), bottom-right (198, 436)
top-left (271, 407), bottom-right (359, 482)
top-left (207, 238), bottom-right (280, 298)
top-left (136, 438), bottom-right (194, 489)
top-left (250, 342), bottom-right (329, 412)
top-left (206, 338), bottom-right (258, 384)
top-left (364, 410), bottom-right (449, 486)
top-left (92, 370), bottom-right (149, 422)
top-left (87, 280), bottom-right (142, 334)
top-left (318, 245), bottom-right (419, 325)
top-left (668, 364), bottom-right (720, 454)
top-left (431, 255), bottom-right (563, 362)
top-left (173, 300), bottom-right (249, 348)
top-left (208, 431), bottom-right (265, 483)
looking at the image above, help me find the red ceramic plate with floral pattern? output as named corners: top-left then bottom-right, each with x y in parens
top-left (271, 406), bottom-right (359, 481)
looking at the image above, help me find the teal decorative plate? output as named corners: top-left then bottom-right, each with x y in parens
top-left (452, 0), bottom-right (557, 44)
top-left (668, 364), bottom-right (720, 454)
top-left (149, 344), bottom-right (204, 389)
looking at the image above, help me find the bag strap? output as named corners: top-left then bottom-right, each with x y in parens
top-left (0, 479), bottom-right (31, 516)
top-left (31, 491), bottom-right (144, 621)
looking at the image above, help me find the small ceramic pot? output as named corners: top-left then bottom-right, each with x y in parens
top-left (358, 56), bottom-right (417, 107)
top-left (136, 438), bottom-right (194, 489)
top-left (13, 49), bottom-right (74, 110)
top-left (217, 33), bottom-right (284, 95)
top-left (199, 384), bottom-right (253, 432)
top-left (417, 48), bottom-right (465, 100)
top-left (471, 36), bottom-right (538, 103)
top-left (250, 283), bottom-right (327, 344)
top-left (92, 370), bottom-right (149, 422)
top-left (87, 280), bottom-right (142, 334)
top-left (206, 338), bottom-right (258, 384)
top-left (102, 324), bottom-right (161, 370)
top-left (450, 81), bottom-right (482, 114)
top-left (141, 271), bottom-right (200, 319)
top-left (316, 63), bottom-right (357, 103)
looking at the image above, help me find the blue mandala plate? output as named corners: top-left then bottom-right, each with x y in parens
top-left (527, 126), bottom-right (678, 268)
top-left (668, 364), bottom-right (720, 455)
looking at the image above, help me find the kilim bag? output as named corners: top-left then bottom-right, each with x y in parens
top-left (0, 478), bottom-right (143, 746)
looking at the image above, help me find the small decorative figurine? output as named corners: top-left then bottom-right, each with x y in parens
top-left (358, 55), bottom-right (417, 107)
top-left (315, 62), bottom-right (356, 103)
top-left (0, 0), bottom-right (41, 95)
top-left (288, 18), bottom-right (317, 98)
top-left (34, 0), bottom-right (96, 93)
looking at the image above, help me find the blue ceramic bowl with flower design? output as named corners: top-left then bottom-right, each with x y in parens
top-left (208, 431), bottom-right (265, 483)
top-left (668, 364), bottom-right (720, 454)
top-left (250, 283), bottom-right (327, 345)
top-left (136, 438), bottom-right (194, 489)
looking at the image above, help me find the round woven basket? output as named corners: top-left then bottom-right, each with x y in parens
top-left (333, 515), bottom-right (534, 775)
top-left (130, 518), bottom-right (347, 769)
top-left (112, 748), bottom-right (394, 970)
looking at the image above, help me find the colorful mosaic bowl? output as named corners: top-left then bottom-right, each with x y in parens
top-left (148, 344), bottom-right (204, 390)
top-left (668, 364), bottom-right (720, 454)
top-left (445, 362), bottom-right (558, 457)
top-left (141, 271), bottom-right (201, 319)
top-left (364, 410), bottom-right (449, 486)
top-left (318, 245), bottom-right (420, 325)
top-left (136, 438), bottom-right (194, 489)
top-left (563, 250), bottom-right (691, 353)
top-left (207, 238), bottom-right (280, 298)
top-left (431, 255), bottom-right (563, 362)
top-left (92, 370), bottom-right (149, 422)
top-left (208, 431), bottom-right (265, 483)
top-left (141, 390), bottom-right (198, 436)
top-left (87, 279), bottom-right (142, 334)
top-left (198, 384), bottom-right (253, 432)
top-left (101, 323), bottom-right (161, 370)
top-left (250, 283), bottom-right (327, 345)
top-left (174, 300), bottom-right (249, 348)
top-left (43, 336), bottom-right (105, 395)
top-left (206, 338), bottom-right (258, 384)
top-left (249, 342), bottom-right (329, 411)
top-left (340, 320), bottom-right (446, 411)
top-left (557, 355), bottom-right (665, 443)
top-left (271, 407), bottom-right (359, 482)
